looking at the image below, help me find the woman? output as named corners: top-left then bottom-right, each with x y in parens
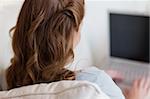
top-left (5, 0), bottom-right (149, 99)
top-left (5, 0), bottom-right (124, 98)
top-left (6, 0), bottom-right (84, 89)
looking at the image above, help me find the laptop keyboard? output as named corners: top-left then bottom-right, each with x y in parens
top-left (108, 62), bottom-right (150, 85)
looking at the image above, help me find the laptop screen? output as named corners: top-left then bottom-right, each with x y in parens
top-left (110, 13), bottom-right (149, 63)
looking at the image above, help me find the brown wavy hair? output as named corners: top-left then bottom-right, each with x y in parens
top-left (6, 0), bottom-right (84, 90)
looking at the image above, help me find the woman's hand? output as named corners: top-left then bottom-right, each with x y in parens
top-left (106, 70), bottom-right (123, 83)
top-left (124, 78), bottom-right (150, 99)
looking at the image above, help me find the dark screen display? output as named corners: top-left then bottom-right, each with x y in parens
top-left (110, 13), bottom-right (149, 63)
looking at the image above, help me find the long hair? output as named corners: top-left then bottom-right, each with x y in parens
top-left (6, 0), bottom-right (84, 90)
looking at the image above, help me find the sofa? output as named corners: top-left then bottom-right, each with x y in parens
top-left (0, 80), bottom-right (110, 99)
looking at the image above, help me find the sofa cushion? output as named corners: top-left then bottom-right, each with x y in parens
top-left (0, 80), bottom-right (110, 99)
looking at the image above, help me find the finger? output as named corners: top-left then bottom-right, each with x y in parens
top-left (142, 78), bottom-right (148, 89)
top-left (142, 78), bottom-right (150, 91)
top-left (139, 78), bottom-right (146, 88)
top-left (147, 86), bottom-right (150, 98)
top-left (133, 79), bottom-right (140, 88)
top-left (106, 70), bottom-right (124, 82)
top-left (123, 88), bottom-right (129, 94)
top-left (123, 88), bottom-right (130, 98)
top-left (146, 78), bottom-right (150, 92)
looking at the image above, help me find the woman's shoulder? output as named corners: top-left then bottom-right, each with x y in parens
top-left (76, 66), bottom-right (125, 99)
top-left (76, 66), bottom-right (108, 82)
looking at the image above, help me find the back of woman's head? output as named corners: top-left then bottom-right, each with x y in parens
top-left (6, 0), bottom-right (84, 90)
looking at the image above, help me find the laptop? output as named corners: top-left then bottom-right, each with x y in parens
top-left (105, 12), bottom-right (150, 88)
